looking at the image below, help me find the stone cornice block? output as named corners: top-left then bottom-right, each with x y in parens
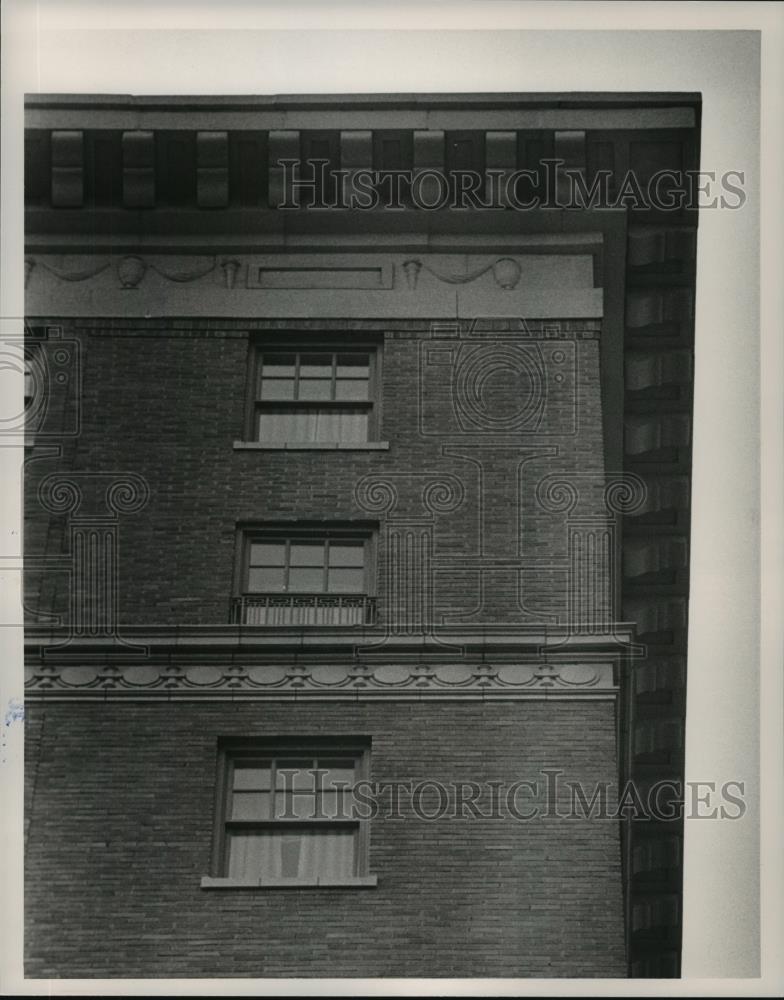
top-left (51, 130), bottom-right (84, 208)
top-left (122, 130), bottom-right (155, 208)
top-left (197, 131), bottom-right (229, 208)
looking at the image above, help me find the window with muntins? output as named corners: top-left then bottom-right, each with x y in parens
top-left (252, 346), bottom-right (378, 444)
top-left (205, 741), bottom-right (375, 888)
top-left (234, 527), bottom-right (376, 626)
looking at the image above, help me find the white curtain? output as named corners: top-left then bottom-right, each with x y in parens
top-left (258, 410), bottom-right (368, 442)
top-left (228, 828), bottom-right (355, 881)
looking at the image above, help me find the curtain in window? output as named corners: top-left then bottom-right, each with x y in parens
top-left (228, 828), bottom-right (355, 881)
top-left (258, 409), bottom-right (368, 442)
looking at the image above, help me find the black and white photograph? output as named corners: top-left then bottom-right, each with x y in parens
top-left (1, 2), bottom-right (781, 995)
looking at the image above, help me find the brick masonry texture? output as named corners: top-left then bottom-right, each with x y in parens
top-left (24, 699), bottom-right (626, 979)
top-left (24, 319), bottom-right (609, 628)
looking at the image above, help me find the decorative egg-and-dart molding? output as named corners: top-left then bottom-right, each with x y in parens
top-left (24, 659), bottom-right (614, 699)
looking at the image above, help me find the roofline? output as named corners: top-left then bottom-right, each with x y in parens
top-left (24, 91), bottom-right (703, 112)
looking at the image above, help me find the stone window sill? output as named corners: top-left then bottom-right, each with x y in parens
top-left (233, 440), bottom-right (389, 451)
top-left (200, 875), bottom-right (378, 889)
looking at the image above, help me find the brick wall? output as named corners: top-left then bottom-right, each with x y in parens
top-left (24, 698), bottom-right (625, 978)
top-left (24, 318), bottom-right (609, 629)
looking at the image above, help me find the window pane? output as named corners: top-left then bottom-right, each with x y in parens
top-left (227, 828), bottom-right (355, 881)
top-left (299, 354), bottom-right (332, 378)
top-left (257, 408), bottom-right (368, 443)
top-left (298, 378), bottom-right (332, 401)
top-left (289, 543), bottom-right (325, 567)
top-left (336, 355), bottom-right (369, 378)
top-left (320, 789), bottom-right (353, 819)
top-left (288, 567), bottom-right (324, 592)
top-left (318, 760), bottom-right (356, 817)
top-left (276, 761), bottom-right (315, 790)
top-left (249, 542), bottom-right (285, 567)
top-left (257, 411), bottom-right (304, 440)
top-left (319, 789), bottom-right (339, 818)
top-left (277, 790), bottom-right (317, 819)
top-left (230, 790), bottom-right (271, 820)
top-left (280, 835), bottom-right (302, 877)
top-left (233, 764), bottom-right (272, 790)
top-left (328, 543), bottom-right (365, 567)
top-left (327, 568), bottom-right (365, 592)
top-left (313, 410), bottom-right (367, 442)
top-left (247, 567), bottom-right (285, 591)
top-left (259, 378), bottom-right (295, 400)
top-left (261, 354), bottom-right (296, 377)
top-left (318, 759), bottom-right (357, 783)
top-left (335, 379), bottom-right (369, 401)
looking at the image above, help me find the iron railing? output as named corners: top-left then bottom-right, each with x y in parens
top-left (232, 594), bottom-right (376, 627)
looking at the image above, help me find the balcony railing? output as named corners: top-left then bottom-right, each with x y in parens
top-left (232, 594), bottom-right (376, 627)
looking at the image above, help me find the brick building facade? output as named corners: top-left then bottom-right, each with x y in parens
top-left (22, 93), bottom-right (700, 978)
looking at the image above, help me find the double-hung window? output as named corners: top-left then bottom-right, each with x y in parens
top-left (252, 345), bottom-right (379, 444)
top-left (234, 526), bottom-right (376, 626)
top-left (203, 740), bottom-right (375, 888)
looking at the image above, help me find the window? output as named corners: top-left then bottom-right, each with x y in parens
top-left (23, 365), bottom-right (33, 408)
top-left (234, 526), bottom-right (376, 626)
top-left (204, 740), bottom-right (375, 888)
top-left (250, 345), bottom-right (379, 444)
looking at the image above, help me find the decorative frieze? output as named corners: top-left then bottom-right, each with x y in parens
top-left (24, 657), bottom-right (617, 700)
top-left (25, 249), bottom-right (603, 320)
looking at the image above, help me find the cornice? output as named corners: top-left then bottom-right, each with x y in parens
top-left (24, 621), bottom-right (637, 653)
top-left (24, 92), bottom-right (699, 132)
top-left (24, 93), bottom-right (702, 109)
top-left (23, 624), bottom-right (635, 700)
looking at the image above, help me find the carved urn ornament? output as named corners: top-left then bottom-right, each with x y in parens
top-left (401, 259), bottom-right (422, 290)
top-left (221, 259), bottom-right (241, 290)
